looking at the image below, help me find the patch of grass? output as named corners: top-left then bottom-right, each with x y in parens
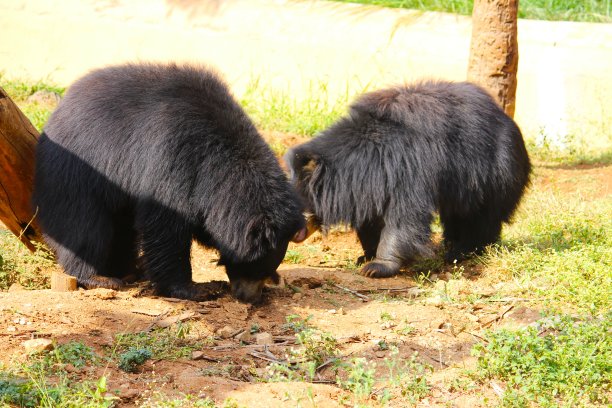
top-left (472, 313), bottom-right (611, 407)
top-left (1, 75), bottom-right (64, 131)
top-left (328, 0), bottom-right (612, 22)
top-left (28, 341), bottom-right (98, 374)
top-left (0, 231), bottom-right (55, 291)
top-left (267, 316), bottom-right (340, 382)
top-left (113, 324), bottom-right (209, 362)
top-left (482, 190), bottom-right (611, 314)
top-left (239, 77), bottom-right (352, 137)
top-left (0, 369), bottom-right (114, 407)
top-left (136, 391), bottom-right (217, 407)
top-left (526, 130), bottom-right (612, 166)
top-left (283, 249), bottom-right (304, 264)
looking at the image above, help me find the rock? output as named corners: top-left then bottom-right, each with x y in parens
top-left (292, 292), bottom-right (304, 301)
top-left (8, 283), bottom-right (25, 292)
top-left (118, 388), bottom-right (140, 401)
top-left (217, 325), bottom-right (235, 339)
top-left (23, 338), bottom-right (53, 354)
top-left (191, 351), bottom-right (205, 360)
top-left (235, 331), bottom-right (253, 343)
top-left (92, 288), bottom-right (117, 300)
top-left (26, 90), bottom-right (61, 106)
top-left (254, 332), bottom-right (273, 345)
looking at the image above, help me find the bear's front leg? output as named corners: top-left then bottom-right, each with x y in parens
top-left (356, 218), bottom-right (384, 266)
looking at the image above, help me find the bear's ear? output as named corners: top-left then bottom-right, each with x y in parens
top-left (285, 148), bottom-right (319, 179)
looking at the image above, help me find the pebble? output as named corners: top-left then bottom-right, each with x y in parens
top-left (191, 351), bottom-right (205, 360)
top-left (23, 338), bottom-right (54, 354)
top-left (292, 292), bottom-right (304, 301)
top-left (8, 283), bottom-right (25, 292)
top-left (217, 325), bottom-right (235, 339)
top-left (235, 331), bottom-right (253, 343)
top-left (255, 332), bottom-right (273, 345)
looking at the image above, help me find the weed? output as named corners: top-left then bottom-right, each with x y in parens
top-left (384, 349), bottom-right (433, 404)
top-left (118, 348), bottom-right (152, 373)
top-left (282, 314), bottom-right (314, 333)
top-left (472, 313), bottom-right (611, 407)
top-left (136, 391), bottom-right (217, 407)
top-left (28, 341), bottom-right (98, 374)
top-left (337, 358), bottom-right (377, 405)
top-left (0, 232), bottom-right (55, 290)
top-left (113, 325), bottom-right (208, 361)
top-left (284, 249), bottom-right (304, 264)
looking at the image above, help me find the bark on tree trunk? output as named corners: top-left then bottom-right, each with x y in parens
top-left (0, 87), bottom-right (42, 250)
top-left (467, 0), bottom-right (519, 118)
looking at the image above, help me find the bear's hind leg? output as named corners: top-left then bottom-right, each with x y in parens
top-left (442, 208), bottom-right (502, 263)
top-left (47, 208), bottom-right (125, 290)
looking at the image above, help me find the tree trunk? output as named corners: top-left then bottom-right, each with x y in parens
top-left (467, 0), bottom-right (519, 118)
top-left (0, 87), bottom-right (42, 250)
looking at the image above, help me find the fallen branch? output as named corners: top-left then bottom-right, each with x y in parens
top-left (333, 283), bottom-right (369, 302)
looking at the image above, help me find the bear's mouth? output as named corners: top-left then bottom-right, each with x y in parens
top-left (230, 279), bottom-right (265, 303)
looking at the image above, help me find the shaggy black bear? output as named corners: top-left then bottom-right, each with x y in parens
top-left (32, 63), bottom-right (306, 302)
top-left (286, 81), bottom-right (531, 278)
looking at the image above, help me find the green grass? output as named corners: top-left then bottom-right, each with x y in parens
top-left (329, 0), bottom-right (612, 22)
top-left (0, 342), bottom-right (114, 408)
top-left (473, 313), bottom-right (611, 407)
top-left (239, 77), bottom-right (354, 137)
top-left (0, 74), bottom-right (64, 131)
top-left (481, 186), bottom-right (611, 315)
top-left (0, 231), bottom-right (55, 290)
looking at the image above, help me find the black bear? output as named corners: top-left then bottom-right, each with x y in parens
top-left (286, 81), bottom-right (531, 278)
top-left (32, 63), bottom-right (306, 302)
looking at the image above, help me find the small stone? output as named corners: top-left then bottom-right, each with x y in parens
top-left (254, 332), bottom-right (273, 345)
top-left (191, 351), bottom-right (205, 360)
top-left (292, 292), bottom-right (303, 301)
top-left (23, 338), bottom-right (54, 354)
top-left (92, 288), bottom-right (116, 300)
top-left (6, 326), bottom-right (16, 332)
top-left (327, 309), bottom-right (337, 314)
top-left (440, 272), bottom-right (453, 281)
top-left (26, 90), bottom-right (61, 105)
top-left (235, 331), bottom-right (253, 343)
top-left (217, 325), bottom-right (235, 339)
top-left (375, 351), bottom-right (386, 358)
top-left (338, 308), bottom-right (346, 315)
top-left (8, 283), bottom-right (25, 292)
top-left (466, 313), bottom-right (480, 322)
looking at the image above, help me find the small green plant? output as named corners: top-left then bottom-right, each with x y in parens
top-left (337, 358), bottom-right (377, 405)
top-left (284, 249), bottom-right (304, 264)
top-left (28, 341), bottom-right (98, 374)
top-left (384, 348), bottom-right (433, 404)
top-left (0, 232), bottom-right (55, 291)
top-left (113, 325), bottom-right (208, 361)
top-left (118, 347), bottom-right (152, 373)
top-left (473, 313), bottom-right (611, 407)
top-left (282, 314), bottom-right (313, 333)
top-left (267, 323), bottom-right (339, 382)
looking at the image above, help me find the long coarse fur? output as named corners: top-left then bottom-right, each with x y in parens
top-left (33, 63), bottom-right (304, 300)
top-left (286, 80), bottom-right (531, 276)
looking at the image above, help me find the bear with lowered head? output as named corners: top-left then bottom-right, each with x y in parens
top-left (33, 63), bottom-right (306, 303)
top-left (286, 81), bottom-right (531, 278)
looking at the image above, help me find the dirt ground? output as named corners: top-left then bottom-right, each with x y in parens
top-left (1, 159), bottom-right (610, 407)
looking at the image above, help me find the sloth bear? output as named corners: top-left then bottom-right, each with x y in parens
top-left (286, 81), bottom-right (531, 278)
top-left (32, 63), bottom-right (306, 302)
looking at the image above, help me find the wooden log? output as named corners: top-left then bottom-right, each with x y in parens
top-left (467, 0), bottom-right (519, 118)
top-left (51, 270), bottom-right (77, 292)
top-left (0, 86), bottom-right (43, 250)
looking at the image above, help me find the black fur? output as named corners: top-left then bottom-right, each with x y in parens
top-left (32, 63), bottom-right (304, 302)
top-left (286, 81), bottom-right (531, 278)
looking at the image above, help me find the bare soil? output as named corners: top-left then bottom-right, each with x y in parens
top-left (1, 160), bottom-right (610, 407)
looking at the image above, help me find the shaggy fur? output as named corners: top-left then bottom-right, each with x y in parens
top-left (33, 63), bottom-right (305, 302)
top-left (286, 81), bottom-right (531, 278)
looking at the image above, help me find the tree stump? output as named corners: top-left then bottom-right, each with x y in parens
top-left (467, 0), bottom-right (519, 118)
top-left (0, 86), bottom-right (42, 250)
